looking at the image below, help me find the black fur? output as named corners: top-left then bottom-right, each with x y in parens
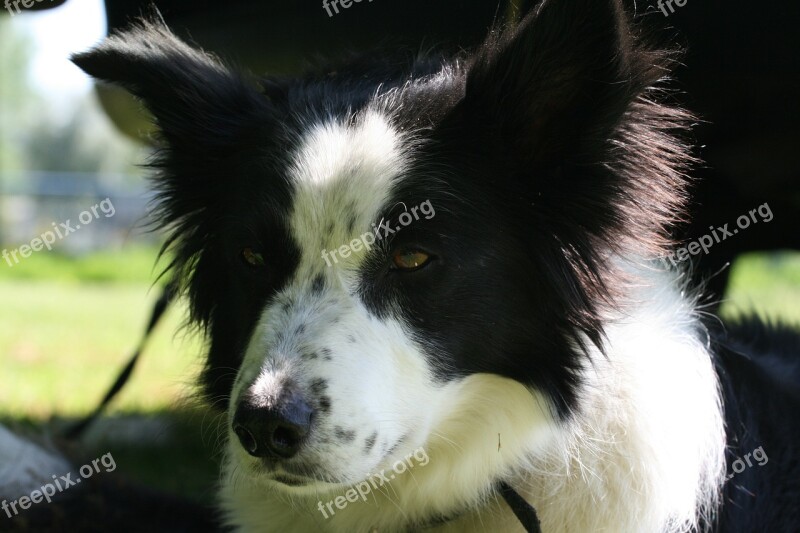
top-left (361, 0), bottom-right (693, 415)
top-left (710, 318), bottom-right (800, 531)
top-left (72, 23), bottom-right (302, 409)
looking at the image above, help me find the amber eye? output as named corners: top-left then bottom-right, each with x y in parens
top-left (241, 247), bottom-right (266, 268)
top-left (391, 250), bottom-right (431, 271)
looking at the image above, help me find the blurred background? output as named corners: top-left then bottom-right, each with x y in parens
top-left (0, 1), bottom-right (216, 512)
top-left (1, 0), bottom-right (799, 525)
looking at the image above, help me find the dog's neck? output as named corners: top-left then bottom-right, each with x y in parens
top-left (437, 267), bottom-right (727, 533)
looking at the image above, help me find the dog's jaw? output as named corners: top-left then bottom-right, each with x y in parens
top-left (221, 374), bottom-right (560, 532)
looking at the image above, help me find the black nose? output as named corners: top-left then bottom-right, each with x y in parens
top-left (232, 391), bottom-right (314, 459)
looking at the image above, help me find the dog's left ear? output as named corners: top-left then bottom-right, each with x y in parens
top-left (71, 18), bottom-right (272, 154)
top-left (464, 0), bottom-right (658, 166)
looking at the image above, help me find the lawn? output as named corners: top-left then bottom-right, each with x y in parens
top-left (0, 245), bottom-right (220, 501)
top-left (0, 281), bottom-right (203, 417)
top-left (722, 251), bottom-right (800, 324)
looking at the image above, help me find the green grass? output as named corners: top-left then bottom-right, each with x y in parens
top-left (720, 251), bottom-right (800, 325)
top-left (0, 245), bottom-right (220, 500)
top-left (0, 243), bottom-right (165, 284)
top-left (0, 279), bottom-right (204, 417)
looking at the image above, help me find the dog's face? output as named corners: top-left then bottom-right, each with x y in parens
top-left (74, 0), bottom-right (687, 494)
top-left (226, 112), bottom-right (446, 483)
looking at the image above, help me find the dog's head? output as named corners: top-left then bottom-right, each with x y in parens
top-left (74, 0), bottom-right (689, 496)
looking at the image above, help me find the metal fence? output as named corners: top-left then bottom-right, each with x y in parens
top-left (0, 171), bottom-right (159, 253)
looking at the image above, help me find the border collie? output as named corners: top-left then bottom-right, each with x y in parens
top-left (70, 0), bottom-right (800, 530)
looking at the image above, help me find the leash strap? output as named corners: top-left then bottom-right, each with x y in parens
top-left (64, 282), bottom-right (177, 440)
top-left (499, 481), bottom-right (542, 533)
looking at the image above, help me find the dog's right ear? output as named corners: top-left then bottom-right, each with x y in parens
top-left (462, 0), bottom-right (659, 168)
top-left (71, 19), bottom-right (271, 153)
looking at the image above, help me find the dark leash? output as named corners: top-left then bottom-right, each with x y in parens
top-left (64, 282), bottom-right (177, 440)
top-left (499, 481), bottom-right (542, 533)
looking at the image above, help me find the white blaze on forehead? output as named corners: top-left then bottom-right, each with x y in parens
top-left (287, 110), bottom-right (408, 272)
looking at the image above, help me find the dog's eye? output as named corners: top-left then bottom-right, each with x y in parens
top-left (391, 250), bottom-right (430, 271)
top-left (241, 247), bottom-right (266, 268)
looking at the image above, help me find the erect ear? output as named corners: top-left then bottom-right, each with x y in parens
top-left (72, 18), bottom-right (280, 306)
top-left (464, 0), bottom-right (659, 166)
top-left (71, 18), bottom-right (272, 154)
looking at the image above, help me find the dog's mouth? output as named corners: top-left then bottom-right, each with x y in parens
top-left (260, 462), bottom-right (340, 489)
top-left (270, 472), bottom-right (315, 487)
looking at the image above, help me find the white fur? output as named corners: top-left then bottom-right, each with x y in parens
top-left (507, 264), bottom-right (726, 533)
top-left (219, 112), bottom-right (726, 532)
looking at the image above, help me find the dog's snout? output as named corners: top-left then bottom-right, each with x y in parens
top-left (233, 392), bottom-right (314, 459)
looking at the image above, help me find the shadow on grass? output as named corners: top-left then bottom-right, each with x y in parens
top-left (1, 408), bottom-right (227, 532)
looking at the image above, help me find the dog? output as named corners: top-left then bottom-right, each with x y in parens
top-left (71, 0), bottom-right (800, 530)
